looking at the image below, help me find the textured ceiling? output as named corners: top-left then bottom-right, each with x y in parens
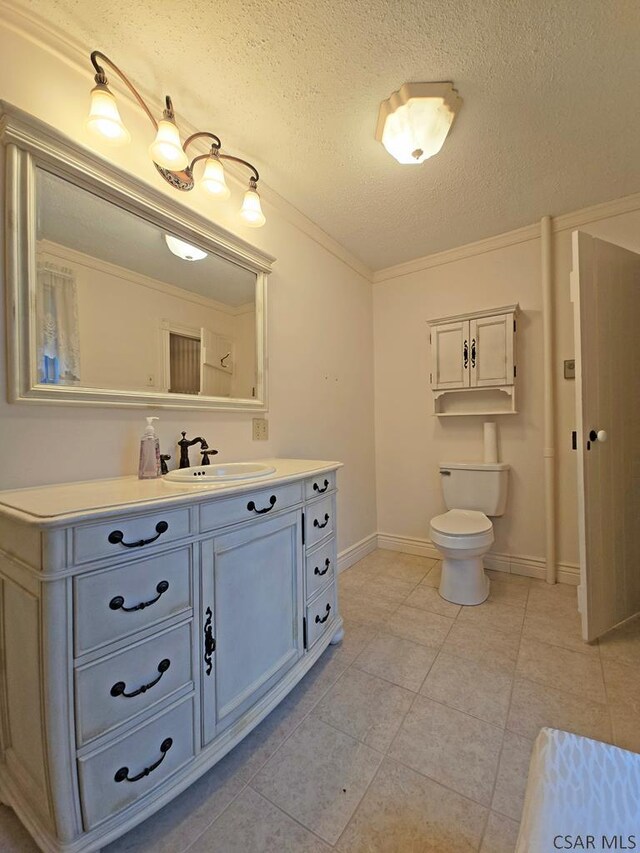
top-left (18, 0), bottom-right (640, 269)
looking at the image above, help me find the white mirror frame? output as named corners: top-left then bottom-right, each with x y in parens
top-left (1, 101), bottom-right (274, 411)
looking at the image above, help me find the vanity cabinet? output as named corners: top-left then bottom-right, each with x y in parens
top-left (0, 460), bottom-right (342, 853)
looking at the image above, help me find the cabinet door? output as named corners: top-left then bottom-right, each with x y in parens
top-left (200, 510), bottom-right (303, 743)
top-left (469, 313), bottom-right (514, 387)
top-left (430, 321), bottom-right (469, 389)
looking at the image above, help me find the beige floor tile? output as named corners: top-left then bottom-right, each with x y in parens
top-left (487, 576), bottom-right (530, 610)
top-left (487, 570), bottom-right (530, 587)
top-left (313, 667), bottom-right (414, 752)
top-left (252, 716), bottom-right (382, 845)
top-left (373, 552), bottom-right (437, 584)
top-left (337, 758), bottom-right (486, 853)
top-left (602, 657), bottom-right (640, 713)
top-left (516, 637), bottom-right (606, 702)
top-left (457, 599), bottom-right (525, 636)
top-left (364, 574), bottom-right (418, 605)
top-left (337, 620), bottom-right (378, 663)
top-left (491, 731), bottom-right (534, 821)
top-left (189, 787), bottom-right (331, 853)
top-left (480, 811), bottom-right (520, 853)
top-left (441, 621), bottom-right (520, 673)
top-left (610, 702), bottom-right (640, 753)
top-left (384, 604), bottom-right (454, 649)
top-left (0, 806), bottom-right (39, 853)
top-left (387, 695), bottom-right (504, 806)
top-left (526, 582), bottom-right (579, 619)
top-left (599, 616), bottom-right (640, 668)
top-left (339, 591), bottom-right (398, 627)
top-left (421, 651), bottom-right (513, 726)
top-left (507, 677), bottom-right (612, 743)
top-left (338, 571), bottom-right (367, 595)
top-left (353, 631), bottom-right (438, 692)
top-left (419, 562), bottom-right (442, 588)
top-left (522, 608), bottom-right (598, 657)
top-left (404, 584), bottom-right (461, 618)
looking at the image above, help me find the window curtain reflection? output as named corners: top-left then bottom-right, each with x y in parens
top-left (36, 261), bottom-right (81, 385)
top-left (169, 333), bottom-right (201, 394)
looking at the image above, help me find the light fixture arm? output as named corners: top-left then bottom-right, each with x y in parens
top-left (90, 50), bottom-right (158, 130)
top-left (188, 150), bottom-right (259, 184)
top-left (218, 154), bottom-right (260, 184)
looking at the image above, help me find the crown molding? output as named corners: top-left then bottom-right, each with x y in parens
top-left (551, 190), bottom-right (640, 233)
top-left (0, 1), bottom-right (373, 283)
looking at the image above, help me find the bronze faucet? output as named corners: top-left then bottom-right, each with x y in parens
top-left (177, 432), bottom-right (218, 468)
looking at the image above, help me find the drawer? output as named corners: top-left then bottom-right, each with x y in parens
top-left (304, 495), bottom-right (335, 549)
top-left (73, 507), bottom-right (192, 565)
top-left (75, 622), bottom-right (193, 746)
top-left (305, 537), bottom-right (336, 600)
top-left (74, 547), bottom-right (193, 656)
top-left (304, 471), bottom-right (336, 500)
top-left (199, 481), bottom-right (303, 533)
top-left (77, 697), bottom-right (195, 830)
top-left (306, 581), bottom-right (337, 649)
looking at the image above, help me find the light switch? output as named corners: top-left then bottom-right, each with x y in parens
top-left (564, 359), bottom-right (575, 379)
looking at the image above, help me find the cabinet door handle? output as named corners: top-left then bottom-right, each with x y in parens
top-left (114, 737), bottom-right (173, 783)
top-left (471, 338), bottom-right (476, 368)
top-left (108, 521), bottom-right (169, 548)
top-left (109, 580), bottom-right (169, 613)
top-left (315, 604), bottom-right (331, 624)
top-left (463, 339), bottom-right (469, 369)
top-left (203, 606), bottom-right (215, 676)
top-left (247, 495), bottom-right (277, 514)
top-left (313, 479), bottom-right (329, 494)
top-left (110, 659), bottom-right (171, 698)
top-left (313, 514), bottom-right (330, 529)
top-left (314, 558), bottom-right (331, 576)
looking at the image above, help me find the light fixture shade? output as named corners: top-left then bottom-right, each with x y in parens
top-left (375, 82), bottom-right (462, 165)
top-left (149, 119), bottom-right (189, 171)
top-left (201, 156), bottom-right (231, 199)
top-left (240, 187), bottom-right (266, 227)
top-left (85, 83), bottom-right (131, 145)
top-left (165, 234), bottom-right (208, 261)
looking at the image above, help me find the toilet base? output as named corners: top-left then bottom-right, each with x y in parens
top-left (439, 555), bottom-right (490, 606)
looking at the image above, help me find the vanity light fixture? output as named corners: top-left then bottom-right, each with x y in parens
top-left (375, 82), bottom-right (462, 165)
top-left (164, 235), bottom-right (208, 261)
top-left (85, 51), bottom-right (266, 226)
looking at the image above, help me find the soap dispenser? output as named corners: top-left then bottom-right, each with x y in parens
top-left (138, 417), bottom-right (161, 479)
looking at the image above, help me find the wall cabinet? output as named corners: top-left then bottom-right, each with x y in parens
top-left (429, 305), bottom-right (519, 415)
top-left (0, 460), bottom-right (342, 852)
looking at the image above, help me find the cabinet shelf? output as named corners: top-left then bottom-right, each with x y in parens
top-left (433, 385), bottom-right (517, 416)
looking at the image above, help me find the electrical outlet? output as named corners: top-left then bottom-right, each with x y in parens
top-left (252, 418), bottom-right (268, 441)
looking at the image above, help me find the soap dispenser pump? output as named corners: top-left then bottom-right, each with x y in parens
top-left (138, 417), bottom-right (161, 479)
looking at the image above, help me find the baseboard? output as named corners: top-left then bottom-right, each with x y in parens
top-left (376, 533), bottom-right (580, 585)
top-left (337, 533), bottom-right (378, 573)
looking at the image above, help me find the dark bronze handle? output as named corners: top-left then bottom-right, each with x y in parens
top-left (313, 479), bottom-right (329, 494)
top-left (109, 580), bottom-right (169, 613)
top-left (203, 606), bottom-right (215, 676)
top-left (315, 604), bottom-right (331, 624)
top-left (463, 339), bottom-right (469, 369)
top-left (247, 495), bottom-right (277, 514)
top-left (314, 558), bottom-right (331, 577)
top-left (114, 737), bottom-right (173, 783)
top-left (108, 521), bottom-right (168, 548)
top-left (313, 514), bottom-right (330, 529)
top-left (110, 659), bottom-right (170, 698)
top-left (471, 338), bottom-right (476, 368)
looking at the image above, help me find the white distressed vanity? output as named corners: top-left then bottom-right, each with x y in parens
top-left (0, 459), bottom-right (342, 852)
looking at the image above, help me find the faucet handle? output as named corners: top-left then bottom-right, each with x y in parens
top-left (201, 449), bottom-right (219, 466)
top-left (160, 454), bottom-right (171, 475)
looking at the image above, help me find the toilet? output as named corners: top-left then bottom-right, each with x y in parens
top-left (430, 462), bottom-right (509, 605)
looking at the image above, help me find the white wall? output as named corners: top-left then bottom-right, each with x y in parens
top-left (0, 19), bottom-right (377, 553)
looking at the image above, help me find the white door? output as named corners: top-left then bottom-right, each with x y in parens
top-left (430, 321), bottom-right (469, 389)
top-left (571, 231), bottom-right (640, 642)
top-left (469, 313), bottom-right (514, 387)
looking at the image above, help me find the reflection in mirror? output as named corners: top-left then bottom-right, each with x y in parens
top-left (35, 169), bottom-right (258, 399)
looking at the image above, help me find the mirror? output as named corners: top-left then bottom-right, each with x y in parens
top-left (3, 102), bottom-right (273, 411)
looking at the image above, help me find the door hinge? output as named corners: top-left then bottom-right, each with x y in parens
top-left (571, 430), bottom-right (577, 450)
top-left (513, 319), bottom-right (516, 332)
top-left (513, 365), bottom-right (517, 378)
top-left (301, 512), bottom-right (305, 546)
top-left (429, 372), bottom-right (432, 383)
top-left (303, 616), bottom-right (307, 649)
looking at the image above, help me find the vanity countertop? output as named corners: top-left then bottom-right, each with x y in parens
top-left (0, 458), bottom-right (341, 525)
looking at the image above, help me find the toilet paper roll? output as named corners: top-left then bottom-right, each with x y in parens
top-left (484, 422), bottom-right (498, 464)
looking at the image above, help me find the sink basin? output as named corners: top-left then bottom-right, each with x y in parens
top-left (164, 462), bottom-right (276, 485)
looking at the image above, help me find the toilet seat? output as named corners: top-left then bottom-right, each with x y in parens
top-left (430, 509), bottom-right (493, 551)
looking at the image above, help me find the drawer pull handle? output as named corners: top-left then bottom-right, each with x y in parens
top-left (109, 580), bottom-right (169, 613)
top-left (114, 737), bottom-right (173, 783)
top-left (108, 521), bottom-right (169, 549)
top-left (315, 604), bottom-right (331, 624)
top-left (313, 479), bottom-right (329, 494)
top-left (204, 606), bottom-right (215, 676)
top-left (110, 659), bottom-right (171, 698)
top-left (247, 495), bottom-right (277, 514)
top-left (313, 514), bottom-right (330, 529)
top-left (314, 558), bottom-right (331, 577)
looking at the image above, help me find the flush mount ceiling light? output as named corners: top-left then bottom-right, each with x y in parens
top-left (85, 51), bottom-right (266, 227)
top-left (375, 82), bottom-right (462, 165)
top-left (164, 234), bottom-right (208, 261)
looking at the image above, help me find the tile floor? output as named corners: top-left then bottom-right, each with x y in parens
top-left (1, 549), bottom-right (639, 852)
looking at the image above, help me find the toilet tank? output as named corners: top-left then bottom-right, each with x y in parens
top-left (439, 462), bottom-right (510, 516)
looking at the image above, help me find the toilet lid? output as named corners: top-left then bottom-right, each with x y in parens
top-left (430, 509), bottom-right (492, 536)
